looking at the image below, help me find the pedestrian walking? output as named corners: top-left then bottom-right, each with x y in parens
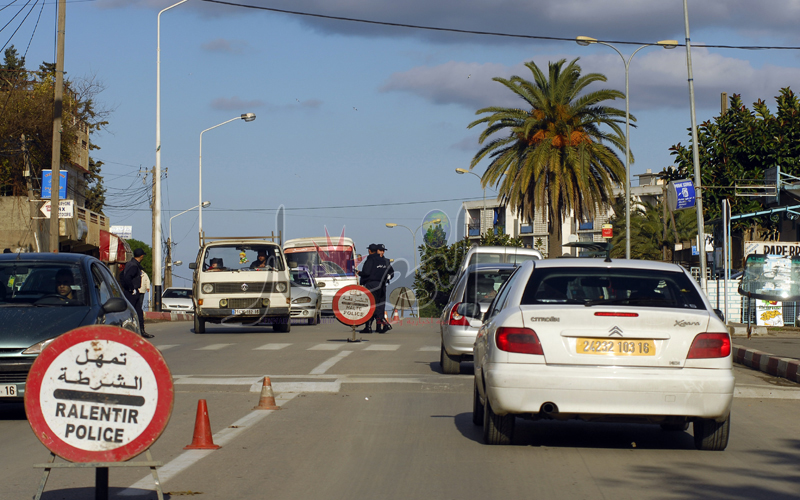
top-left (120, 248), bottom-right (154, 339)
top-left (374, 244), bottom-right (395, 333)
top-left (356, 244), bottom-right (380, 333)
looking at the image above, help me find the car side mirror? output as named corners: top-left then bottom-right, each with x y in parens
top-left (317, 282), bottom-right (326, 288)
top-left (457, 302), bottom-right (482, 320)
top-left (188, 262), bottom-right (197, 270)
top-left (102, 297), bottom-right (128, 314)
top-left (713, 309), bottom-right (725, 322)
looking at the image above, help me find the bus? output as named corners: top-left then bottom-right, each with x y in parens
top-left (283, 237), bottom-right (358, 314)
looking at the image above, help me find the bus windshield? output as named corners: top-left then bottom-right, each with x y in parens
top-left (284, 246), bottom-right (355, 278)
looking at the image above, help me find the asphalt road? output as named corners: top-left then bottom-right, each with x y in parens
top-left (1, 318), bottom-right (799, 499)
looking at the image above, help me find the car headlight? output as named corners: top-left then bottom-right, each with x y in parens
top-left (219, 298), bottom-right (228, 307)
top-left (202, 283), bottom-right (214, 294)
top-left (262, 298), bottom-right (270, 307)
top-left (293, 297), bottom-right (312, 304)
top-left (23, 338), bottom-right (56, 355)
top-left (276, 282), bottom-right (288, 293)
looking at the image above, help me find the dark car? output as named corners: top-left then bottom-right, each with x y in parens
top-left (0, 253), bottom-right (140, 403)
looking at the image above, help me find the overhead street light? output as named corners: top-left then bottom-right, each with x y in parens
top-left (166, 201), bottom-right (210, 288)
top-left (386, 218), bottom-right (442, 275)
top-left (576, 36), bottom-right (678, 259)
top-left (456, 168), bottom-right (487, 237)
top-left (198, 114), bottom-right (256, 243)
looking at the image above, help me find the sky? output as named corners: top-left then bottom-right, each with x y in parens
top-left (4, 0), bottom-right (800, 290)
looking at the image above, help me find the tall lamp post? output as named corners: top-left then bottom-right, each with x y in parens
top-left (198, 113), bottom-right (256, 243)
top-left (576, 36), bottom-right (678, 259)
top-left (455, 168), bottom-right (486, 236)
top-left (166, 201), bottom-right (210, 288)
top-left (385, 218), bottom-right (441, 275)
top-left (154, 0), bottom-right (189, 311)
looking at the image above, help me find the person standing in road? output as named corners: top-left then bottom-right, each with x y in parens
top-left (120, 248), bottom-right (154, 339)
top-left (139, 269), bottom-right (151, 313)
top-left (356, 244), bottom-right (380, 333)
top-left (374, 244), bottom-right (395, 333)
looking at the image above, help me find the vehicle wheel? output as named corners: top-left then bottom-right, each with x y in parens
top-left (273, 317), bottom-right (291, 333)
top-left (472, 381), bottom-right (484, 426)
top-left (483, 397), bottom-right (514, 445)
top-left (308, 312), bottom-right (319, 326)
top-left (440, 344), bottom-right (462, 374)
top-left (660, 422), bottom-right (689, 432)
top-left (693, 414), bottom-right (730, 451)
top-left (194, 315), bottom-right (205, 334)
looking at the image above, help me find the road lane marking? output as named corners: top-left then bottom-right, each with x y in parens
top-left (308, 343), bottom-right (345, 350)
top-left (310, 351), bottom-right (353, 374)
top-left (254, 343), bottom-right (291, 350)
top-left (195, 343), bottom-right (235, 351)
top-left (364, 344), bottom-right (400, 351)
top-left (735, 384), bottom-right (800, 399)
top-left (175, 377), bottom-right (264, 386)
top-left (156, 344), bottom-right (179, 351)
top-left (120, 393), bottom-right (299, 495)
top-left (419, 346), bottom-right (440, 351)
top-left (249, 380), bottom-right (342, 393)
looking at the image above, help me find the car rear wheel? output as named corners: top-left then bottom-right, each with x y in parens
top-left (440, 344), bottom-right (461, 374)
top-left (483, 397), bottom-right (514, 445)
top-left (472, 381), bottom-right (484, 426)
top-left (194, 314), bottom-right (205, 334)
top-left (273, 317), bottom-right (291, 333)
top-left (693, 414), bottom-right (730, 451)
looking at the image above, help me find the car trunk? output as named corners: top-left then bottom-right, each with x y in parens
top-left (520, 305), bottom-right (712, 368)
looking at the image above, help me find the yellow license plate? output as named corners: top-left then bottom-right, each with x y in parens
top-left (576, 338), bottom-right (656, 356)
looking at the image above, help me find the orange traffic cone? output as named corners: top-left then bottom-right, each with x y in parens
top-left (391, 309), bottom-right (400, 324)
top-left (184, 399), bottom-right (220, 450)
top-left (253, 376), bottom-right (280, 410)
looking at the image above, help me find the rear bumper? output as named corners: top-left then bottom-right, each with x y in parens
top-left (484, 363), bottom-right (734, 420)
top-left (442, 325), bottom-right (479, 356)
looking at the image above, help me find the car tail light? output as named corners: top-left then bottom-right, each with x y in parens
top-left (449, 303), bottom-right (469, 326)
top-left (496, 327), bottom-right (543, 355)
top-left (594, 312), bottom-right (639, 317)
top-left (687, 332), bottom-right (731, 359)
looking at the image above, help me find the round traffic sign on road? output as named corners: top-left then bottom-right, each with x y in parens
top-left (332, 285), bottom-right (375, 326)
top-left (25, 325), bottom-right (174, 463)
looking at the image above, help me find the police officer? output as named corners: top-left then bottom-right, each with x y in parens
top-left (374, 244), bottom-right (395, 333)
top-left (120, 248), bottom-right (154, 339)
top-left (357, 244), bottom-right (381, 333)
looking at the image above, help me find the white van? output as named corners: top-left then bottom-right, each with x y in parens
top-left (189, 237), bottom-right (292, 333)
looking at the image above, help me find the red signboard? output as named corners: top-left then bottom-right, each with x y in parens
top-left (332, 285), bottom-right (375, 326)
top-left (601, 224), bottom-right (613, 238)
top-left (25, 325), bottom-right (174, 463)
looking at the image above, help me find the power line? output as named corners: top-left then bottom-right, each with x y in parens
top-left (201, 0), bottom-right (800, 51)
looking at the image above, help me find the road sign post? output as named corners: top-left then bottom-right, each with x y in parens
top-left (332, 285), bottom-right (376, 343)
top-left (25, 325), bottom-right (173, 499)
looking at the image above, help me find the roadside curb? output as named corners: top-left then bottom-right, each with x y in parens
top-left (144, 311), bottom-right (193, 322)
top-left (732, 344), bottom-right (800, 384)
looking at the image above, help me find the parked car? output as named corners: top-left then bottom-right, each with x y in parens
top-left (0, 253), bottom-right (140, 403)
top-left (472, 258), bottom-right (735, 450)
top-left (161, 287), bottom-right (194, 313)
top-left (290, 265), bottom-right (323, 325)
top-left (440, 263), bottom-right (518, 374)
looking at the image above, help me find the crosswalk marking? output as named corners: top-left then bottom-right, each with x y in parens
top-left (195, 343), bottom-right (234, 351)
top-left (156, 344), bottom-right (179, 351)
top-left (308, 343), bottom-right (344, 351)
top-left (364, 344), bottom-right (400, 351)
top-left (310, 351), bottom-right (353, 374)
top-left (254, 343), bottom-right (291, 350)
top-left (418, 346), bottom-right (439, 352)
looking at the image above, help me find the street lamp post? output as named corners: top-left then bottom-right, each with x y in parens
top-left (576, 36), bottom-right (678, 259)
top-left (198, 113), bottom-right (256, 244)
top-left (385, 218), bottom-right (441, 275)
top-left (455, 168), bottom-right (486, 236)
top-left (166, 201), bottom-right (210, 288)
top-left (154, 0), bottom-right (190, 311)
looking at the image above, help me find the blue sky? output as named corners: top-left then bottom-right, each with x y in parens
top-left (5, 0), bottom-right (800, 287)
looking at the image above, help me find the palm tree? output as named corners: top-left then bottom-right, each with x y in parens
top-left (468, 58), bottom-right (628, 257)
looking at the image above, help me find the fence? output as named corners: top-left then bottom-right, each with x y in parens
top-left (705, 278), bottom-right (798, 326)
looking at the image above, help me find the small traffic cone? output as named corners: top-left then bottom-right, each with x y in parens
top-left (391, 309), bottom-right (400, 324)
top-left (253, 376), bottom-right (280, 410)
top-left (184, 399), bottom-right (220, 450)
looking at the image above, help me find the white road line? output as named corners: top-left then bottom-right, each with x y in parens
top-left (364, 344), bottom-right (400, 351)
top-left (195, 343), bottom-right (234, 351)
top-left (308, 343), bottom-right (344, 351)
top-left (156, 344), bottom-right (179, 351)
top-left (119, 393), bottom-right (299, 495)
top-left (254, 343), bottom-right (292, 350)
top-left (175, 377), bottom-right (263, 386)
top-left (418, 346), bottom-right (440, 352)
top-left (735, 384), bottom-right (800, 399)
top-left (310, 351), bottom-right (353, 375)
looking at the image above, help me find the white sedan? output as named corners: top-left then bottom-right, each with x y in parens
top-left (472, 259), bottom-right (734, 450)
top-left (161, 287), bottom-right (194, 313)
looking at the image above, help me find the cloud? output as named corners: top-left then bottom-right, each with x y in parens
top-left (201, 38), bottom-right (250, 54)
top-left (451, 134), bottom-right (481, 152)
top-left (210, 96), bottom-right (266, 111)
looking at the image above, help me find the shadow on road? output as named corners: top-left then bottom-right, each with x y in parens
top-left (41, 487), bottom-right (178, 499)
top-left (0, 402), bottom-right (26, 420)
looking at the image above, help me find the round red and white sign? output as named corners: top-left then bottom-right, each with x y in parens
top-left (25, 325), bottom-right (173, 463)
top-left (332, 285), bottom-right (376, 326)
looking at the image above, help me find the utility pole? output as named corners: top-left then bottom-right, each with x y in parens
top-left (22, 135), bottom-right (41, 252)
top-left (165, 237), bottom-right (172, 289)
top-left (49, 0), bottom-right (66, 252)
top-left (150, 166), bottom-right (157, 311)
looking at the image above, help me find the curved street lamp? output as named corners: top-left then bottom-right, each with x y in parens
top-left (386, 218), bottom-right (442, 275)
top-left (455, 168), bottom-right (487, 236)
top-left (166, 201), bottom-right (210, 288)
top-left (576, 36), bottom-right (678, 259)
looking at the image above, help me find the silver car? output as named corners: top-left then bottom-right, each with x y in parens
top-left (439, 263), bottom-right (518, 374)
top-left (290, 266), bottom-right (323, 325)
top-left (161, 287), bottom-right (194, 314)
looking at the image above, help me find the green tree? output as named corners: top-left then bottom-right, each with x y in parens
top-left (479, 231), bottom-right (523, 247)
top-left (608, 198), bottom-right (698, 260)
top-left (126, 239), bottom-right (153, 281)
top-left (468, 58), bottom-right (628, 258)
top-left (413, 237), bottom-right (470, 317)
top-left (423, 223), bottom-right (446, 248)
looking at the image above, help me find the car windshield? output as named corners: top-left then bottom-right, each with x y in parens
top-left (163, 288), bottom-right (192, 299)
top-left (284, 246), bottom-right (355, 278)
top-left (203, 245), bottom-right (284, 272)
top-left (0, 262), bottom-right (88, 306)
top-left (464, 269), bottom-right (515, 303)
top-left (521, 267), bottom-right (706, 310)
top-left (291, 270), bottom-right (314, 287)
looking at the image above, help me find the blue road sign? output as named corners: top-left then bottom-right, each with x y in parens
top-left (41, 170), bottom-right (67, 199)
top-left (668, 179), bottom-right (696, 211)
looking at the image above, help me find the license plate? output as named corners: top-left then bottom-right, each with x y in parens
top-left (233, 309), bottom-right (261, 315)
top-left (577, 338), bottom-right (656, 356)
top-left (0, 384), bottom-right (18, 397)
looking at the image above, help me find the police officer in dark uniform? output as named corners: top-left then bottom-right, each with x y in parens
top-left (120, 248), bottom-right (154, 339)
top-left (374, 244), bottom-right (395, 333)
top-left (357, 244), bottom-right (381, 333)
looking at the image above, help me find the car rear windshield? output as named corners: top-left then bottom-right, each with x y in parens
top-left (163, 289), bottom-right (191, 299)
top-left (0, 262), bottom-right (88, 306)
top-left (521, 267), bottom-right (706, 310)
top-left (464, 269), bottom-right (516, 303)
